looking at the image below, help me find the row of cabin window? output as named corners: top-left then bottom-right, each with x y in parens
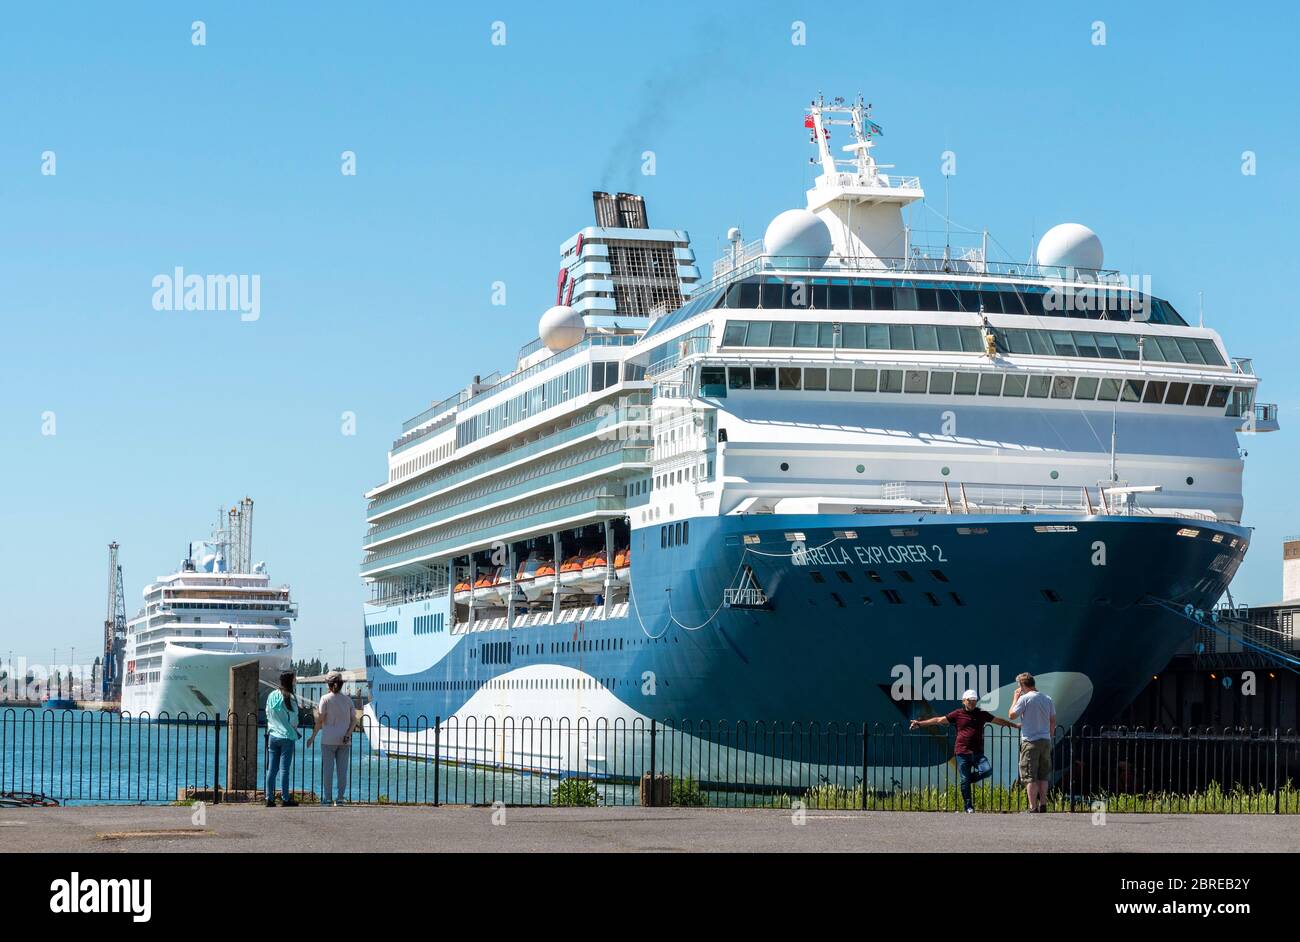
top-left (661, 520), bottom-right (690, 548)
top-left (414, 614), bottom-right (444, 635)
top-left (701, 365), bottom-right (1247, 412)
top-left (455, 361), bottom-right (648, 449)
top-left (366, 652), bottom-right (396, 666)
top-left (364, 620), bottom-right (397, 637)
top-left (721, 320), bottom-right (1226, 367)
top-left (718, 279), bottom-right (1187, 325)
top-left (652, 463), bottom-right (710, 490)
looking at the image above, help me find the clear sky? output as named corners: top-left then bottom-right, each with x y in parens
top-left (1, 1), bottom-right (1296, 671)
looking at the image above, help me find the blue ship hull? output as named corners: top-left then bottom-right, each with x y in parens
top-left (365, 513), bottom-right (1247, 751)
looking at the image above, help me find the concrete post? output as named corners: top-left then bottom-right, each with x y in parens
top-left (226, 660), bottom-right (260, 794)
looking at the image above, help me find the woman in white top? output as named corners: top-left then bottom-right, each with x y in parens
top-left (308, 672), bottom-right (356, 806)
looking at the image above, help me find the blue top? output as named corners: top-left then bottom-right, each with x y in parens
top-left (265, 690), bottom-right (298, 740)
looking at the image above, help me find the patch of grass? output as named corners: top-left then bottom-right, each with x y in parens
top-left (551, 778), bottom-right (599, 807)
top-left (670, 777), bottom-right (708, 807)
top-left (803, 783), bottom-right (862, 809)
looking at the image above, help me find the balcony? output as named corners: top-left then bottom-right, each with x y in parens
top-left (369, 401), bottom-right (651, 520)
top-left (364, 447), bottom-right (649, 548)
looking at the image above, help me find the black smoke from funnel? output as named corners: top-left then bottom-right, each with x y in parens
top-left (598, 21), bottom-right (730, 193)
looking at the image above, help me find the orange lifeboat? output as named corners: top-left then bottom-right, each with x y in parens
top-left (558, 554), bottom-right (586, 592)
top-left (578, 550), bottom-right (608, 591)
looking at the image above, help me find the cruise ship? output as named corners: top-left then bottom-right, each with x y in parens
top-left (121, 499), bottom-right (295, 718)
top-left (360, 96), bottom-right (1277, 778)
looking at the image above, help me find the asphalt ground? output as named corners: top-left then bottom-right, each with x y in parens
top-left (4, 803), bottom-right (1296, 853)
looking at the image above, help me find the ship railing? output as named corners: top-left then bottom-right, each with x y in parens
top-left (370, 398), bottom-right (652, 519)
top-left (401, 389), bottom-right (468, 435)
top-left (449, 600), bottom-right (630, 637)
top-left (646, 335), bottom-right (711, 377)
top-left (368, 586), bottom-right (449, 608)
top-left (707, 250), bottom-right (1128, 293)
top-left (817, 170), bottom-right (923, 191)
top-left (751, 479), bottom-right (1221, 521)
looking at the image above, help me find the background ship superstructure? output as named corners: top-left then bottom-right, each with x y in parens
top-left (122, 498), bottom-right (295, 717)
top-left (361, 97), bottom-right (1277, 774)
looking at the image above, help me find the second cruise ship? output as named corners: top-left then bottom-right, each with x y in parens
top-left (121, 499), bottom-right (296, 718)
top-left (360, 96), bottom-right (1277, 775)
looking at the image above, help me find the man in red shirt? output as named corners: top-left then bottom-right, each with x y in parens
top-left (911, 689), bottom-right (1020, 813)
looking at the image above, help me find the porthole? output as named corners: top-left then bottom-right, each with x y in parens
top-left (856, 464), bottom-right (865, 474)
top-left (941, 466), bottom-right (950, 476)
top-left (1186, 476), bottom-right (1194, 485)
top-left (780, 462), bottom-right (790, 471)
top-left (1050, 470), bottom-right (1059, 480)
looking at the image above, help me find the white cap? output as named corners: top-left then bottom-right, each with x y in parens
top-left (961, 689), bottom-right (979, 701)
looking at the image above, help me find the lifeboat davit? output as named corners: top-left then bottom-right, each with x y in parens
top-left (516, 555), bottom-right (550, 602)
top-left (613, 547), bottom-right (631, 584)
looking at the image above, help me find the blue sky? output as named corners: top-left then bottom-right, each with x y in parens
top-left (1, 2), bottom-right (1296, 669)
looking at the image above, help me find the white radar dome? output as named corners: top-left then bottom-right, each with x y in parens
top-left (538, 304), bottom-right (585, 352)
top-left (763, 209), bottom-right (832, 267)
top-left (1036, 223), bottom-right (1104, 272)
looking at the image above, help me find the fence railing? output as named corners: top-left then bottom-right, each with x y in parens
top-left (2, 709), bottom-right (1297, 812)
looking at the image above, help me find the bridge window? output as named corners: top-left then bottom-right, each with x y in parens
top-left (1074, 377), bottom-right (1099, 400)
top-left (1143, 381), bottom-right (1167, 403)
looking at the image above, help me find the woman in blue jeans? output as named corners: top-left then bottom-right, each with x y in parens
top-left (265, 671), bottom-right (300, 807)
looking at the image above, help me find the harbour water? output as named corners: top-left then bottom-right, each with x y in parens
top-left (4, 708), bottom-right (1297, 813)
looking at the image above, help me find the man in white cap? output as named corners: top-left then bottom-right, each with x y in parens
top-left (308, 671), bottom-right (356, 806)
top-left (911, 689), bottom-right (1019, 813)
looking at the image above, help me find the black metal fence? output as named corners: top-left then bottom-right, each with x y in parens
top-left (2, 708), bottom-right (1298, 812)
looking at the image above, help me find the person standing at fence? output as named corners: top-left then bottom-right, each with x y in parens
top-left (911, 689), bottom-right (1020, 813)
top-left (308, 671), bottom-right (355, 806)
top-left (265, 671), bottom-right (300, 808)
top-left (1008, 672), bottom-right (1056, 813)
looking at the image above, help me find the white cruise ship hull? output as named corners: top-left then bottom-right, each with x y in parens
top-left (120, 641), bottom-right (290, 720)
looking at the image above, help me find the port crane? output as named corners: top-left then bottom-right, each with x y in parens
top-left (102, 542), bottom-right (126, 700)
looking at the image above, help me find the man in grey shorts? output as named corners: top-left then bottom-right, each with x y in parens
top-left (1008, 672), bottom-right (1056, 813)
top-left (308, 671), bottom-right (356, 806)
